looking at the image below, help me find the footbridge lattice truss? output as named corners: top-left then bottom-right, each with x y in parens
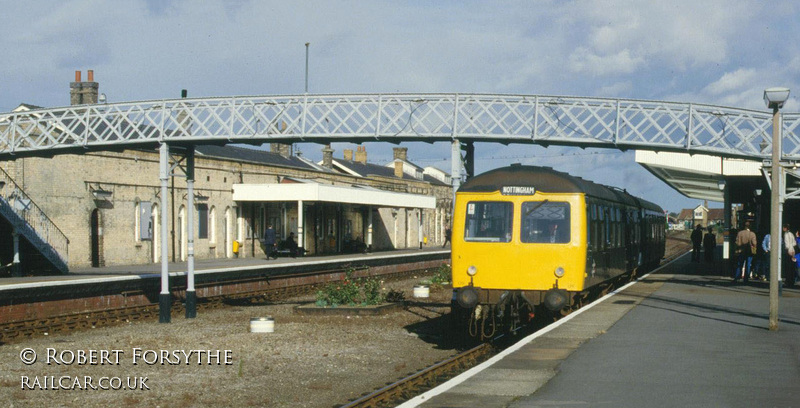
top-left (1, 94), bottom-right (798, 160)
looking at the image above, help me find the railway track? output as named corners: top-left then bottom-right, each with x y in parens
top-left (341, 244), bottom-right (691, 408)
top-left (0, 266), bottom-right (425, 345)
top-left (341, 342), bottom-right (495, 408)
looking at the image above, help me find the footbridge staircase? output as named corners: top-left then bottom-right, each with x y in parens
top-left (0, 168), bottom-right (69, 275)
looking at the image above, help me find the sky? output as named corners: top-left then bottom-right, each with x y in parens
top-left (2, 0), bottom-right (799, 213)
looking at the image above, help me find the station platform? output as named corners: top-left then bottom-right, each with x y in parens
top-left (403, 252), bottom-right (800, 408)
top-left (0, 248), bottom-right (450, 289)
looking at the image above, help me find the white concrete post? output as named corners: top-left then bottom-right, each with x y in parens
top-left (297, 200), bottom-right (304, 255)
top-left (367, 207), bottom-right (373, 250)
top-left (12, 230), bottom-right (20, 277)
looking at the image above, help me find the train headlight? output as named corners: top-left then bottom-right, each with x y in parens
top-left (554, 267), bottom-right (565, 278)
top-left (467, 265), bottom-right (478, 276)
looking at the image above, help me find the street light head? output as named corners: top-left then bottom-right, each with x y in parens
top-left (717, 179), bottom-right (726, 191)
top-left (764, 87), bottom-right (790, 110)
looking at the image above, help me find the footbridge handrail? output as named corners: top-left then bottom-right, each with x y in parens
top-left (1, 93), bottom-right (798, 160)
top-left (0, 167), bottom-right (70, 269)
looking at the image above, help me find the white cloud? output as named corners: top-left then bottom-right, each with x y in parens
top-left (703, 69), bottom-right (759, 96)
top-left (1, 0), bottom-right (798, 212)
top-left (568, 47), bottom-right (644, 76)
top-left (597, 81), bottom-right (634, 97)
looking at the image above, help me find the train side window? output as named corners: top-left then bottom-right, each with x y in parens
top-left (464, 201), bottom-right (513, 243)
top-left (521, 202), bottom-right (571, 244)
top-left (609, 208), bottom-right (616, 247)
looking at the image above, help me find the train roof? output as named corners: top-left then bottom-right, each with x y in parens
top-left (459, 164), bottom-right (663, 213)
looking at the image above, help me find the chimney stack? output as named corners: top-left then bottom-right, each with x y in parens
top-left (393, 147), bottom-right (408, 161)
top-left (354, 146), bottom-right (367, 164)
top-left (70, 70), bottom-right (99, 105)
top-left (270, 143), bottom-right (292, 158)
top-left (343, 149), bottom-right (354, 161)
top-left (322, 144), bottom-right (334, 169)
top-left (394, 161), bottom-right (405, 178)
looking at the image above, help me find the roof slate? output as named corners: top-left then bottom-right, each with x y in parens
top-left (195, 145), bottom-right (318, 171)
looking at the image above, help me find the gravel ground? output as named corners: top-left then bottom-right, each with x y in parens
top-left (0, 274), bottom-right (457, 408)
top-left (1, 237), bottom-right (689, 408)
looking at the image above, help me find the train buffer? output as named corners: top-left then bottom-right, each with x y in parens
top-left (404, 251), bottom-right (800, 408)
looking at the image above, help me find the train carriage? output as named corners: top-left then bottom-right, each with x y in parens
top-left (451, 164), bottom-right (665, 339)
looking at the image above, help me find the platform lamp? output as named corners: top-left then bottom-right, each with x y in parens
top-left (765, 87), bottom-right (790, 331)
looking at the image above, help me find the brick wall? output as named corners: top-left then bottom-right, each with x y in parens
top-left (4, 148), bottom-right (451, 268)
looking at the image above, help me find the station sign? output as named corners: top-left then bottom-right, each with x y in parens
top-left (501, 186), bottom-right (536, 195)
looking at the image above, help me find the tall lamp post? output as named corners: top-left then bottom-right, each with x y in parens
top-left (765, 87), bottom-right (790, 331)
top-left (305, 42), bottom-right (310, 93)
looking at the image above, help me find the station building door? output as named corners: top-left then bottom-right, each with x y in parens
top-left (90, 209), bottom-right (103, 267)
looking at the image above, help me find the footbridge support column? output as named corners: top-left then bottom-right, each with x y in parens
top-left (463, 141), bottom-right (475, 179)
top-left (12, 230), bottom-right (20, 277)
top-left (185, 146), bottom-right (196, 319)
top-left (159, 142), bottom-right (171, 323)
top-left (723, 182), bottom-right (731, 260)
top-left (451, 139), bottom-right (463, 215)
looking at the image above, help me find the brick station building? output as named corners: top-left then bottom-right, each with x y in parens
top-left (0, 71), bottom-right (452, 271)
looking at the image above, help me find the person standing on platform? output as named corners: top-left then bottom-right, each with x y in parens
top-left (759, 232), bottom-right (771, 281)
top-left (703, 226), bottom-right (716, 263)
top-left (691, 224), bottom-right (703, 262)
top-left (262, 224), bottom-right (277, 260)
top-left (792, 229), bottom-right (800, 288)
top-left (442, 224), bottom-right (452, 248)
top-left (782, 224), bottom-right (796, 288)
top-left (734, 222), bottom-right (756, 282)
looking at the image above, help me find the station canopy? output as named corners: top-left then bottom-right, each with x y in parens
top-left (232, 181), bottom-right (436, 209)
top-left (635, 151), bottom-right (768, 204)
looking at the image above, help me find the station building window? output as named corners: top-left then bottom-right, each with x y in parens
top-left (134, 201), bottom-right (153, 242)
top-left (198, 204), bottom-right (209, 239)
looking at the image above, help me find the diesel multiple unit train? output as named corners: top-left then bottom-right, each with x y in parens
top-left (451, 164), bottom-right (666, 340)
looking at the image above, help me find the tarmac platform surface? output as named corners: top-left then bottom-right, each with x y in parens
top-left (403, 253), bottom-right (800, 408)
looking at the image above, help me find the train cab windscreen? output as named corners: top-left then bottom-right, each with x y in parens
top-left (521, 201), bottom-right (571, 244)
top-left (464, 201), bottom-right (513, 242)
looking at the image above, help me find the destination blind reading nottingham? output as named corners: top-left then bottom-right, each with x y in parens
top-left (501, 186), bottom-right (536, 195)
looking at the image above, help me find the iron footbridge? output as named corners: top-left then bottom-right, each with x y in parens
top-left (1, 93), bottom-right (798, 160)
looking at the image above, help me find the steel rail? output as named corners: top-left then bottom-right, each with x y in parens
top-left (1, 94), bottom-right (798, 160)
top-left (341, 237), bottom-right (692, 408)
top-left (340, 343), bottom-right (494, 408)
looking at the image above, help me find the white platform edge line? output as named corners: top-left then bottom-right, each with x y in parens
top-left (397, 252), bottom-right (689, 408)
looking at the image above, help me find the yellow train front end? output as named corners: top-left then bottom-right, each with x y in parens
top-left (451, 188), bottom-right (588, 339)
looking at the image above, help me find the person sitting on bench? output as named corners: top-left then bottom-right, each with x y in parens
top-left (285, 232), bottom-right (298, 258)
